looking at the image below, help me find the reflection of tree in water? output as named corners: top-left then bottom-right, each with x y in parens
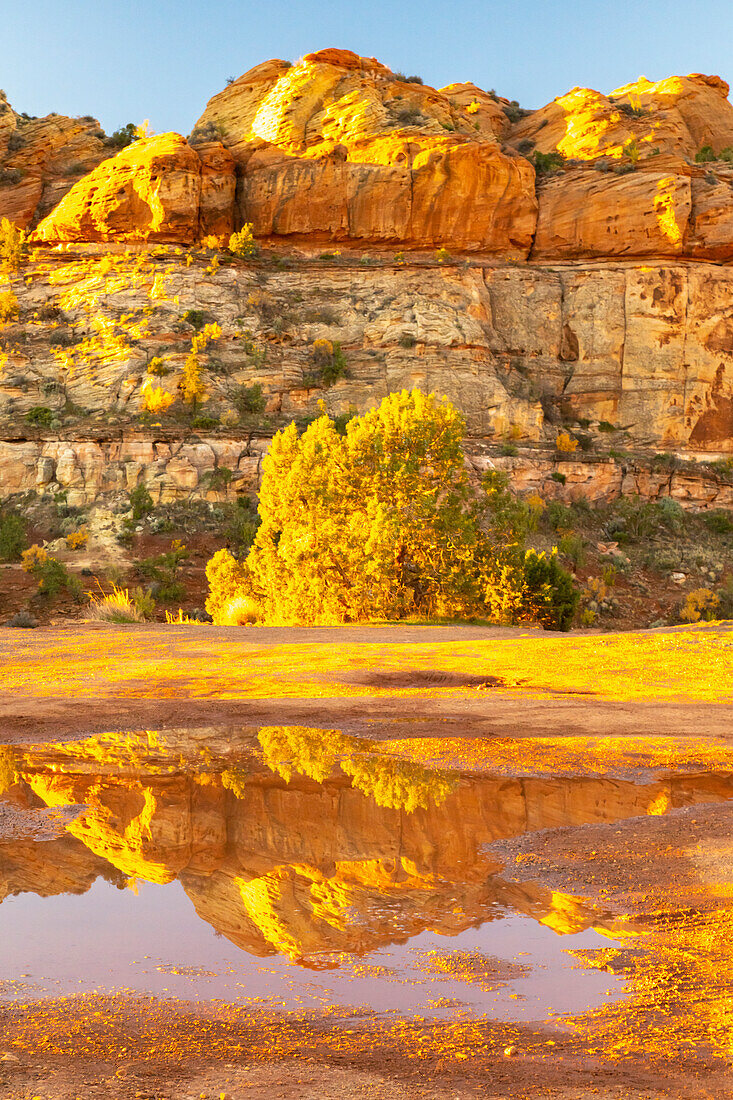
top-left (0, 746), bottom-right (18, 795)
top-left (257, 725), bottom-right (458, 812)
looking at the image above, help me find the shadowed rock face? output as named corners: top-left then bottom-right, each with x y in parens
top-left (3, 727), bottom-right (730, 964)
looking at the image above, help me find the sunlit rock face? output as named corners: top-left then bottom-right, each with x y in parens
top-left (509, 73), bottom-right (733, 162)
top-left (32, 134), bottom-right (236, 244)
top-left (0, 90), bottom-right (110, 228)
top-left (193, 49), bottom-right (537, 254)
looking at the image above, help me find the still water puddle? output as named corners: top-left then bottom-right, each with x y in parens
top-left (1, 725), bottom-right (730, 1036)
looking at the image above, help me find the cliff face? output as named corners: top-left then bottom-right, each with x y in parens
top-left (0, 52), bottom-right (732, 505)
top-left (16, 52), bottom-right (733, 268)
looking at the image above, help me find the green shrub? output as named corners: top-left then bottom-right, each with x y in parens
top-left (182, 309), bottom-right (206, 329)
top-left (192, 415), bottom-right (219, 430)
top-left (233, 382), bottom-right (266, 416)
top-left (0, 509), bottom-right (27, 561)
top-left (705, 510), bottom-right (733, 535)
top-left (598, 420), bottom-right (616, 432)
top-left (24, 406), bottom-right (54, 427)
top-left (532, 151), bottom-right (565, 174)
top-left (106, 123), bottom-right (137, 149)
top-left (137, 540), bottom-right (188, 601)
top-left (521, 549), bottom-right (578, 631)
top-left (128, 484), bottom-right (154, 524)
top-left (224, 497), bottom-right (259, 555)
top-left (695, 145), bottom-right (716, 163)
top-left (558, 532), bottom-right (586, 569)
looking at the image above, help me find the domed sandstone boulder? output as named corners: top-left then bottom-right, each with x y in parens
top-left (31, 132), bottom-right (235, 243)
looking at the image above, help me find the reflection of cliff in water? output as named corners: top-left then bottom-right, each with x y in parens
top-left (1, 729), bottom-right (732, 965)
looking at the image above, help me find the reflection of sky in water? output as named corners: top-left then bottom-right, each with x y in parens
top-left (0, 880), bottom-right (625, 1020)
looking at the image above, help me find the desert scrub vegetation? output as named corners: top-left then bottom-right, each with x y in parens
top-left (21, 544), bottom-right (82, 599)
top-left (0, 506), bottom-right (27, 561)
top-left (228, 224), bottom-right (259, 259)
top-left (205, 389), bottom-right (577, 628)
top-left (87, 585), bottom-right (154, 623)
top-left (137, 539), bottom-right (188, 601)
top-left (305, 339), bottom-right (348, 387)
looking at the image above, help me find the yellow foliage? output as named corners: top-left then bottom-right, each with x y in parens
top-left (205, 549), bottom-right (251, 623)
top-left (21, 544), bottom-right (49, 572)
top-left (65, 527), bottom-right (89, 550)
top-left (466, 101), bottom-right (480, 114)
top-left (141, 380), bottom-right (175, 413)
top-left (216, 594), bottom-right (260, 625)
top-left (555, 432), bottom-right (579, 453)
top-left (205, 390), bottom-right (575, 629)
top-left (680, 588), bottom-right (720, 624)
top-left (164, 609), bottom-right (203, 624)
top-left (312, 337), bottom-right (334, 365)
top-left (228, 224), bottom-right (258, 258)
top-left (200, 235), bottom-right (222, 251)
top-left (87, 586), bottom-right (144, 623)
top-left (0, 218), bottom-right (27, 273)
top-left (0, 289), bottom-right (18, 322)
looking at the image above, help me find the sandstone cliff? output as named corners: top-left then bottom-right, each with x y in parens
top-left (0, 53), bottom-right (732, 510)
top-left (19, 52), bottom-right (733, 266)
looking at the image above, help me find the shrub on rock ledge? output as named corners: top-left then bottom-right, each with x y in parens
top-left (205, 390), bottom-right (577, 628)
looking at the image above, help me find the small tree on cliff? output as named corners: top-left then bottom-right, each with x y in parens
top-left (205, 389), bottom-right (577, 628)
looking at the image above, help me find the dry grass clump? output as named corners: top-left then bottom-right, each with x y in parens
top-left (88, 586), bottom-right (145, 623)
top-left (216, 594), bottom-right (259, 625)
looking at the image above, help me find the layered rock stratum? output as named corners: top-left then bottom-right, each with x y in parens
top-left (0, 48), bottom-right (731, 510)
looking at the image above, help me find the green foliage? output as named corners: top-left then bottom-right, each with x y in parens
top-left (232, 382), bottom-right (266, 416)
top-left (24, 551), bottom-right (81, 598)
top-left (223, 497), bottom-right (259, 555)
top-left (598, 420), bottom-right (616, 432)
top-left (695, 145), bottom-right (716, 163)
top-left (521, 549), bottom-right (579, 631)
top-left (206, 390), bottom-right (577, 629)
top-left (0, 508), bottom-right (27, 561)
top-left (228, 224), bottom-right (259, 259)
top-left (500, 444), bottom-right (518, 456)
top-left (24, 406), bottom-right (54, 427)
top-left (137, 540), bottom-right (188, 602)
top-left (182, 309), bottom-right (206, 330)
top-left (106, 123), bottom-right (138, 149)
top-left (558, 532), bottom-right (586, 569)
top-left (532, 151), bottom-right (565, 174)
top-left (192, 415), bottom-right (219, 430)
top-left (704, 510), bottom-right (733, 535)
top-left (127, 483), bottom-right (154, 526)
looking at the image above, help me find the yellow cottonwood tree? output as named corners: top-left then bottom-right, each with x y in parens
top-left (206, 390), bottom-right (578, 628)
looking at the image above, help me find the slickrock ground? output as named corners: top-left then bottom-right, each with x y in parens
top-left (0, 622), bottom-right (732, 1098)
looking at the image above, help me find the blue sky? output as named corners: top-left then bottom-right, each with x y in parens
top-left (5, 0), bottom-right (733, 136)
